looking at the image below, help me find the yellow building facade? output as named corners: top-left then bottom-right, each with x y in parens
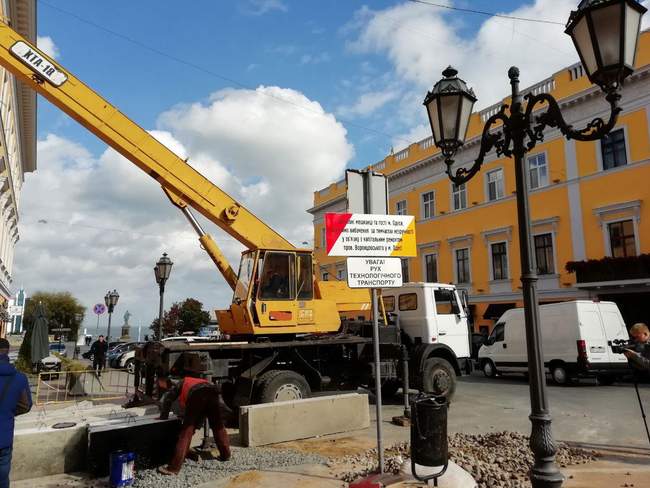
top-left (309, 30), bottom-right (650, 333)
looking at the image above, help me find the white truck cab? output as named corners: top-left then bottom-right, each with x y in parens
top-left (381, 283), bottom-right (473, 397)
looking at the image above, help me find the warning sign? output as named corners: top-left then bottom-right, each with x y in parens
top-left (347, 257), bottom-right (403, 288)
top-left (325, 213), bottom-right (416, 257)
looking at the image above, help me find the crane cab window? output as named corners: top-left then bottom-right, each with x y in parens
top-left (297, 253), bottom-right (313, 300)
top-left (234, 252), bottom-right (255, 303)
top-left (434, 289), bottom-right (460, 315)
top-left (259, 252), bottom-right (294, 300)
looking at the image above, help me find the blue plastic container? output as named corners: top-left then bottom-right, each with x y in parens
top-left (109, 450), bottom-right (135, 487)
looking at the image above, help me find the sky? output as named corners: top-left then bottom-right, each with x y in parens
top-left (13, 0), bottom-right (650, 335)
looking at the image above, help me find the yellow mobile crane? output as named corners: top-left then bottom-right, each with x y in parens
top-left (0, 22), bottom-right (371, 337)
top-left (0, 23), bottom-right (471, 402)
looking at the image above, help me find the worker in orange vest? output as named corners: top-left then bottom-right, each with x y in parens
top-left (156, 369), bottom-right (231, 475)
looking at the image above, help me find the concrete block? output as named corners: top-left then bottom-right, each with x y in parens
top-left (239, 393), bottom-right (370, 447)
top-left (10, 425), bottom-right (87, 481)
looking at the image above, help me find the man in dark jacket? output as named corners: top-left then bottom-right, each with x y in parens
top-left (0, 338), bottom-right (32, 488)
top-left (624, 323), bottom-right (650, 373)
top-left (90, 335), bottom-right (108, 376)
top-left (156, 372), bottom-right (230, 475)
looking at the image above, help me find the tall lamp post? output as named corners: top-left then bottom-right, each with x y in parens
top-left (423, 1), bottom-right (646, 487)
top-left (104, 289), bottom-right (119, 344)
top-left (154, 252), bottom-right (173, 340)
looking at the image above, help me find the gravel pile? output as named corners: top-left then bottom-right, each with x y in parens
top-left (331, 432), bottom-right (599, 487)
top-left (133, 447), bottom-right (326, 488)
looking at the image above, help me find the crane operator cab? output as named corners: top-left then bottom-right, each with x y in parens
top-left (217, 249), bottom-right (342, 337)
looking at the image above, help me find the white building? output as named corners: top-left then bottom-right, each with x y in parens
top-left (0, 0), bottom-right (36, 337)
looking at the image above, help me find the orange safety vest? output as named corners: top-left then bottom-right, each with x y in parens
top-left (179, 377), bottom-right (209, 409)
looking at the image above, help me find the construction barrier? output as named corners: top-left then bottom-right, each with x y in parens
top-left (35, 368), bottom-right (135, 406)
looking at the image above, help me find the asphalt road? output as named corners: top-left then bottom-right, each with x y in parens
top-left (378, 371), bottom-right (650, 450)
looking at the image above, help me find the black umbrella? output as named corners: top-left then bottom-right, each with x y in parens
top-left (30, 302), bottom-right (49, 364)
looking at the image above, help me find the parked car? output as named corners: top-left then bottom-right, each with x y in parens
top-left (478, 300), bottom-right (630, 385)
top-left (82, 341), bottom-right (124, 362)
top-left (48, 343), bottom-right (67, 357)
top-left (109, 342), bottom-right (143, 368)
top-left (37, 344), bottom-right (67, 379)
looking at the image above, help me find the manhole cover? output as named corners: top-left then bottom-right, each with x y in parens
top-left (52, 422), bottom-right (77, 429)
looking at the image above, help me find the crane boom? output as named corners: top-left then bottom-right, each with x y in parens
top-left (0, 22), bottom-right (373, 336)
top-left (0, 25), bottom-right (294, 255)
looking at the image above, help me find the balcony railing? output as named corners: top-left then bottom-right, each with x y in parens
top-left (565, 254), bottom-right (650, 283)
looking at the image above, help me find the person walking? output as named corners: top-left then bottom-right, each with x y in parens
top-left (0, 338), bottom-right (32, 488)
top-left (156, 363), bottom-right (230, 475)
top-left (90, 335), bottom-right (108, 377)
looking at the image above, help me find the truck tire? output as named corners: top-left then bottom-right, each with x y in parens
top-left (422, 358), bottom-right (456, 400)
top-left (551, 364), bottom-right (570, 385)
top-left (256, 370), bottom-right (311, 403)
top-left (482, 359), bottom-right (497, 378)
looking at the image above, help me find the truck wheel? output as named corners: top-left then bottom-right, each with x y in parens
top-left (125, 359), bottom-right (135, 374)
top-left (256, 370), bottom-right (311, 403)
top-left (551, 364), bottom-right (570, 385)
top-left (482, 360), bottom-right (497, 378)
top-left (422, 358), bottom-right (456, 400)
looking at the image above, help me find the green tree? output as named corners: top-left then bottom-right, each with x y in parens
top-left (18, 291), bottom-right (86, 370)
top-left (149, 298), bottom-right (210, 338)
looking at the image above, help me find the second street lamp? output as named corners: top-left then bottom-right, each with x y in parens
top-left (104, 289), bottom-right (119, 346)
top-left (423, 1), bottom-right (645, 487)
top-left (154, 252), bottom-right (173, 340)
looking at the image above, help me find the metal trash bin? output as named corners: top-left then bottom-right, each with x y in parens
top-left (109, 450), bottom-right (135, 487)
top-left (410, 394), bottom-right (448, 485)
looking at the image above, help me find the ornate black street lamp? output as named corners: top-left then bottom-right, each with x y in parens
top-left (154, 252), bottom-right (173, 340)
top-left (423, 1), bottom-right (645, 487)
top-left (104, 289), bottom-right (119, 345)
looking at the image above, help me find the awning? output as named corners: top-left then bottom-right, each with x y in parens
top-left (483, 302), bottom-right (516, 320)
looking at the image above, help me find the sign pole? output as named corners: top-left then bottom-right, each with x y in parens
top-left (371, 287), bottom-right (384, 474)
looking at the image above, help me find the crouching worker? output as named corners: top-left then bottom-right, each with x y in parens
top-left (156, 370), bottom-right (231, 475)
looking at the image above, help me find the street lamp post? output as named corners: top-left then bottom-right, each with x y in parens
top-left (104, 289), bottom-right (120, 344)
top-left (422, 2), bottom-right (645, 487)
top-left (154, 252), bottom-right (173, 340)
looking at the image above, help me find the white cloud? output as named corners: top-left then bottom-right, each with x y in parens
top-left (37, 36), bottom-right (59, 59)
top-left (300, 52), bottom-right (331, 64)
top-left (243, 0), bottom-right (287, 16)
top-left (347, 0), bottom-right (580, 110)
top-left (337, 88), bottom-right (401, 118)
top-left (15, 86), bottom-right (353, 333)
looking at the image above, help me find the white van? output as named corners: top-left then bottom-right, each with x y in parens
top-left (478, 300), bottom-right (630, 385)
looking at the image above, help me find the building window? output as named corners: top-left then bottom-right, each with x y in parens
top-left (400, 258), bottom-right (410, 282)
top-left (424, 254), bottom-right (438, 282)
top-left (455, 248), bottom-right (470, 284)
top-left (490, 242), bottom-right (508, 280)
top-left (452, 183), bottom-right (467, 211)
top-left (528, 153), bottom-right (548, 189)
top-left (601, 128), bottom-right (627, 170)
top-left (569, 64), bottom-right (584, 80)
top-left (320, 227), bottom-right (326, 248)
top-left (321, 271), bottom-right (329, 281)
top-left (421, 191), bottom-right (435, 219)
top-left (486, 169), bottom-right (504, 201)
top-left (534, 233), bottom-right (555, 275)
top-left (336, 267), bottom-right (345, 280)
top-left (608, 220), bottom-right (636, 257)
top-left (396, 200), bottom-right (407, 215)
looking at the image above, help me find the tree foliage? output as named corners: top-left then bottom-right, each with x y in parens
top-left (150, 298), bottom-right (211, 339)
